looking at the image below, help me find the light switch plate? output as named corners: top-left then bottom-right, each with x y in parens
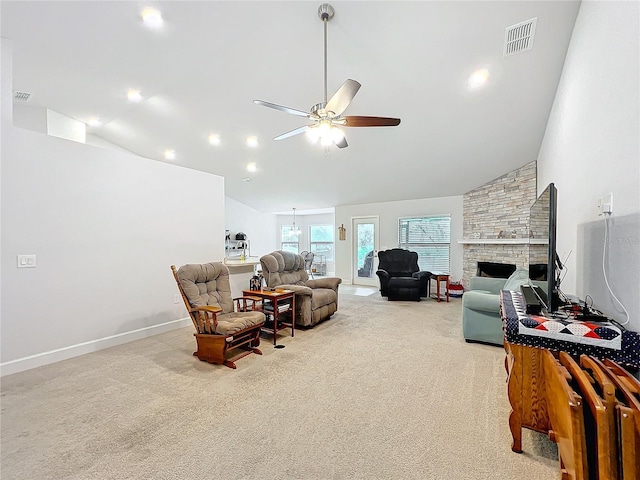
top-left (17, 254), bottom-right (37, 268)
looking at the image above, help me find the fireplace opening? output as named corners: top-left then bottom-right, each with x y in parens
top-left (476, 262), bottom-right (517, 279)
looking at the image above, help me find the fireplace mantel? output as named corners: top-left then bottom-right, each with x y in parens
top-left (458, 238), bottom-right (548, 245)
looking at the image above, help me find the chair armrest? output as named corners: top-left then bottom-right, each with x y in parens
top-left (233, 296), bottom-right (262, 312)
top-left (413, 271), bottom-right (432, 280)
top-left (277, 284), bottom-right (314, 296)
top-left (376, 269), bottom-right (390, 281)
top-left (191, 305), bottom-right (221, 334)
top-left (468, 276), bottom-right (507, 294)
top-left (306, 277), bottom-right (342, 290)
top-left (192, 305), bottom-right (222, 313)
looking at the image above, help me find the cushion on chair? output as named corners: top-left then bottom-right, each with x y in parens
top-left (177, 263), bottom-right (234, 313)
top-left (260, 251), bottom-right (308, 287)
top-left (215, 311), bottom-right (265, 335)
top-left (503, 268), bottom-right (531, 291)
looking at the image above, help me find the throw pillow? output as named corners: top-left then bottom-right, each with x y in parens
top-left (503, 268), bottom-right (531, 291)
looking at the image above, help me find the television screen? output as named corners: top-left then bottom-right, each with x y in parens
top-left (528, 183), bottom-right (560, 313)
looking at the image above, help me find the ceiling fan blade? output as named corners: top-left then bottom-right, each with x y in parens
top-left (273, 125), bottom-right (309, 141)
top-left (343, 116), bottom-right (401, 127)
top-left (324, 79), bottom-right (361, 116)
top-left (253, 100), bottom-right (312, 118)
top-left (335, 136), bottom-right (348, 149)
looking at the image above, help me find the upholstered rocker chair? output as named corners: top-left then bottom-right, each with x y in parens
top-left (171, 262), bottom-right (265, 369)
top-left (260, 250), bottom-right (341, 327)
top-left (376, 248), bottom-right (431, 301)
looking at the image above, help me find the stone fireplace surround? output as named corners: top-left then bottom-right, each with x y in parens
top-left (461, 161), bottom-right (540, 288)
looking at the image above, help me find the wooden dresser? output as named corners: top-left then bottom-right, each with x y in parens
top-left (500, 290), bottom-right (640, 479)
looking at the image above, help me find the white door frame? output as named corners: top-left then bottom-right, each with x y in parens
top-left (351, 216), bottom-right (380, 286)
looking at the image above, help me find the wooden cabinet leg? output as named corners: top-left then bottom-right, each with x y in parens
top-left (509, 409), bottom-right (523, 453)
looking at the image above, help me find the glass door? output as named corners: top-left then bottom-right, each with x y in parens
top-left (352, 217), bottom-right (379, 286)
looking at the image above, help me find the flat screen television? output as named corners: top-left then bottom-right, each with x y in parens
top-left (528, 182), bottom-right (562, 313)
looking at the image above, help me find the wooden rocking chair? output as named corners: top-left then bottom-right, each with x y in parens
top-left (171, 263), bottom-right (265, 369)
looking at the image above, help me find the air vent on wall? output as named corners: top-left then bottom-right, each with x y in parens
top-left (504, 18), bottom-right (537, 57)
top-left (13, 91), bottom-right (32, 102)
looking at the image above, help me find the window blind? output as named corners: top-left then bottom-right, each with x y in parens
top-left (398, 215), bottom-right (451, 273)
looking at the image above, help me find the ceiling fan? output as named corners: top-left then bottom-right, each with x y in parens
top-left (253, 3), bottom-right (401, 149)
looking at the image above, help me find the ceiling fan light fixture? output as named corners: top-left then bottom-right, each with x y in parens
top-left (331, 126), bottom-right (344, 143)
top-left (306, 127), bottom-right (321, 144)
top-left (253, 3), bottom-right (400, 148)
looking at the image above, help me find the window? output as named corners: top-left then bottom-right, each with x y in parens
top-left (309, 224), bottom-right (334, 262)
top-left (398, 215), bottom-right (451, 273)
top-left (281, 225), bottom-right (299, 253)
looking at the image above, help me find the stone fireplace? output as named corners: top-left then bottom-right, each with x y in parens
top-left (461, 161), bottom-right (537, 287)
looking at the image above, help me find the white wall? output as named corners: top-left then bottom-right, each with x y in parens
top-left (46, 109), bottom-right (86, 143)
top-left (224, 197), bottom-right (278, 297)
top-left (335, 196), bottom-right (464, 284)
top-left (537, 1), bottom-right (639, 330)
top-left (13, 104), bottom-right (47, 134)
top-left (1, 40), bottom-right (226, 374)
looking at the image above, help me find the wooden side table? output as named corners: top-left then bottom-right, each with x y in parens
top-left (242, 289), bottom-right (295, 346)
top-left (430, 273), bottom-right (450, 302)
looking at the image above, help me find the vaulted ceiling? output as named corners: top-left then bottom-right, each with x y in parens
top-left (1, 1), bottom-right (581, 213)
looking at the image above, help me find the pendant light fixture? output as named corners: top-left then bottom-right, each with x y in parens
top-left (290, 208), bottom-right (302, 236)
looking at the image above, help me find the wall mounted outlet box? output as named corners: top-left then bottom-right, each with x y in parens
top-left (602, 192), bottom-right (613, 214)
top-left (597, 193), bottom-right (614, 215)
top-left (17, 254), bottom-right (37, 268)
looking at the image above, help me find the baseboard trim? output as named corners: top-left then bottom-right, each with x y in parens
top-left (0, 317), bottom-right (192, 377)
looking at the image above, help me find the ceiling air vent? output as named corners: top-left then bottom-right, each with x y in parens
top-left (504, 18), bottom-right (537, 57)
top-left (13, 91), bottom-right (32, 102)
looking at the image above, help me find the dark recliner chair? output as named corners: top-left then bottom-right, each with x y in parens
top-left (376, 249), bottom-right (431, 301)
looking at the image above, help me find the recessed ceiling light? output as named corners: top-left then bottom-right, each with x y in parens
top-left (164, 149), bottom-right (176, 160)
top-left (127, 89), bottom-right (142, 102)
top-left (246, 162), bottom-right (257, 172)
top-left (141, 7), bottom-right (163, 29)
top-left (208, 134), bottom-right (221, 146)
top-left (468, 69), bottom-right (489, 88)
top-left (87, 117), bottom-right (102, 127)
top-left (246, 135), bottom-right (259, 148)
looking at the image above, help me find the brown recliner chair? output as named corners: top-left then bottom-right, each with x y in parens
top-left (171, 262), bottom-right (265, 369)
top-left (260, 250), bottom-right (341, 327)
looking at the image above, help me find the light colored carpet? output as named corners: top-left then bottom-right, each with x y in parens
top-left (0, 292), bottom-right (558, 480)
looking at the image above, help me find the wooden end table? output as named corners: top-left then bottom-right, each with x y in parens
top-left (242, 289), bottom-right (295, 346)
top-left (430, 273), bottom-right (450, 302)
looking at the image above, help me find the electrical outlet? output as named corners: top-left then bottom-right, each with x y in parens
top-left (173, 293), bottom-right (181, 304)
top-left (596, 197), bottom-right (603, 215)
top-left (602, 192), bottom-right (613, 214)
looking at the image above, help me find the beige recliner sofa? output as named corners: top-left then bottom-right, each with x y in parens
top-left (260, 250), bottom-right (342, 327)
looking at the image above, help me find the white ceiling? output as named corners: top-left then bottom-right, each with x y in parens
top-left (1, 1), bottom-right (581, 213)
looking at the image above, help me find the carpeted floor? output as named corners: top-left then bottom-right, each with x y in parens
top-left (0, 290), bottom-right (558, 479)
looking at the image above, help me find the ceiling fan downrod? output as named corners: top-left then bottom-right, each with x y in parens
top-left (318, 4), bottom-right (334, 105)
